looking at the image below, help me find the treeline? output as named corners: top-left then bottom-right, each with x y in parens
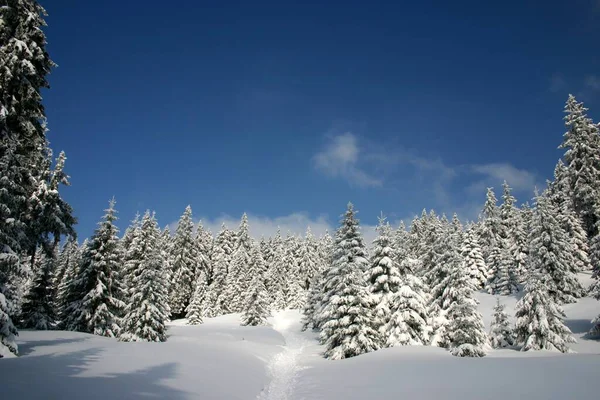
top-left (303, 95), bottom-right (600, 359)
top-left (9, 204), bottom-right (332, 342)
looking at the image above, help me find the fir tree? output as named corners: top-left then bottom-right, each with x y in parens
top-left (120, 211), bottom-right (170, 342)
top-left (195, 221), bottom-right (213, 283)
top-left (385, 260), bottom-right (430, 347)
top-left (240, 244), bottom-right (270, 326)
top-left (55, 237), bottom-right (81, 326)
top-left (433, 251), bottom-right (487, 356)
top-left (186, 272), bottom-right (207, 325)
top-left (515, 274), bottom-right (575, 353)
top-left (319, 203), bottom-right (379, 360)
top-left (528, 191), bottom-right (583, 304)
top-left (20, 249), bottom-right (57, 329)
top-left (559, 95), bottom-right (600, 237)
top-left (169, 205), bottom-right (198, 317)
top-left (67, 199), bottom-right (126, 337)
top-left (479, 188), bottom-right (503, 278)
top-left (224, 213), bottom-right (253, 312)
top-left (366, 215), bottom-right (402, 341)
top-left (489, 298), bottom-right (515, 349)
top-left (297, 228), bottom-right (321, 290)
top-left (205, 224), bottom-right (234, 315)
top-left (0, 0), bottom-right (75, 357)
top-left (301, 270), bottom-right (325, 331)
top-left (460, 226), bottom-right (488, 290)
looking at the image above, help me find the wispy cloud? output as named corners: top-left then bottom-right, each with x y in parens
top-left (549, 73), bottom-right (567, 93)
top-left (312, 132), bottom-right (383, 188)
top-left (467, 163), bottom-right (539, 195)
top-left (585, 75), bottom-right (600, 91)
top-left (311, 131), bottom-right (540, 222)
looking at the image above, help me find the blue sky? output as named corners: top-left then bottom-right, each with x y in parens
top-left (42, 0), bottom-right (600, 241)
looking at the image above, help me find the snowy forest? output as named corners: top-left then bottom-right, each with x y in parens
top-left (2, 0), bottom-right (600, 367)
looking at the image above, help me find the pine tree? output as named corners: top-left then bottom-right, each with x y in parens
top-left (366, 215), bottom-right (402, 341)
top-left (489, 298), bottom-right (515, 349)
top-left (265, 230), bottom-right (288, 310)
top-left (205, 224), bottom-right (234, 315)
top-left (559, 95), bottom-right (600, 237)
top-left (297, 228), bottom-right (320, 290)
top-left (224, 213), bottom-right (253, 312)
top-left (515, 274), bottom-right (575, 353)
top-left (20, 249), bottom-right (57, 329)
top-left (195, 221), bottom-right (213, 283)
top-left (385, 256), bottom-right (430, 347)
top-left (55, 237), bottom-right (81, 326)
top-left (169, 205), bottom-right (198, 317)
top-left (433, 251), bottom-right (487, 356)
top-left (479, 188), bottom-right (503, 280)
top-left (0, 0), bottom-right (75, 358)
top-left (186, 272), bottom-right (207, 325)
top-left (301, 270), bottom-right (325, 331)
top-left (487, 238), bottom-right (519, 295)
top-left (319, 203), bottom-right (379, 359)
top-left (240, 244), bottom-right (270, 326)
top-left (120, 211), bottom-right (170, 342)
top-left (460, 227), bottom-right (488, 290)
top-left (67, 199), bottom-right (126, 337)
top-left (528, 191), bottom-right (583, 304)
top-left (550, 160), bottom-right (592, 273)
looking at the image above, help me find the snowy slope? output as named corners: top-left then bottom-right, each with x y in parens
top-left (0, 314), bottom-right (284, 400)
top-left (1, 284), bottom-right (599, 399)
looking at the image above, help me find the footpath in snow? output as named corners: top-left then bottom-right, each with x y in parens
top-left (257, 310), bottom-right (311, 400)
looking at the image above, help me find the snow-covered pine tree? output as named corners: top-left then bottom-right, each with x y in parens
top-left (514, 274), bottom-right (575, 353)
top-left (224, 213), bottom-right (253, 312)
top-left (318, 230), bottom-right (333, 267)
top-left (20, 248), bottom-right (57, 329)
top-left (528, 190), bottom-right (583, 304)
top-left (385, 239), bottom-right (430, 347)
top-left (487, 237), bottom-right (519, 295)
top-left (194, 221), bottom-right (213, 283)
top-left (366, 215), bottom-right (402, 342)
top-left (489, 298), bottom-right (515, 349)
top-left (0, 0), bottom-right (75, 357)
top-left (301, 269), bottom-right (325, 331)
top-left (550, 160), bottom-right (593, 274)
top-left (55, 237), bottom-right (81, 326)
top-left (240, 244), bottom-right (270, 326)
top-left (479, 188), bottom-right (503, 277)
top-left (120, 211), bottom-right (170, 342)
top-left (204, 224), bottom-right (234, 316)
top-left (440, 259), bottom-right (487, 356)
top-left (559, 95), bottom-right (600, 237)
top-left (460, 226), bottom-right (488, 290)
top-left (297, 228), bottom-right (321, 290)
top-left (319, 203), bottom-right (379, 359)
top-left (68, 199), bottom-right (126, 337)
top-left (283, 234), bottom-right (305, 309)
top-left (158, 226), bottom-right (174, 302)
top-left (186, 271), bottom-right (208, 325)
top-left (589, 209), bottom-right (600, 337)
top-left (169, 205), bottom-right (198, 318)
top-left (431, 243), bottom-right (487, 356)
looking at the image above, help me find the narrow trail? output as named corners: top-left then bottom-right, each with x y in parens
top-left (257, 311), bottom-right (310, 400)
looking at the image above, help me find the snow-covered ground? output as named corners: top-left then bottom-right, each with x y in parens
top-left (1, 279), bottom-right (599, 399)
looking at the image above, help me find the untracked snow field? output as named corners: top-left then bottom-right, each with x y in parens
top-left (2, 278), bottom-right (600, 399)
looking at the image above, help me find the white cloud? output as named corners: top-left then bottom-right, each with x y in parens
top-left (312, 133), bottom-right (383, 188)
top-left (468, 163), bottom-right (539, 196)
